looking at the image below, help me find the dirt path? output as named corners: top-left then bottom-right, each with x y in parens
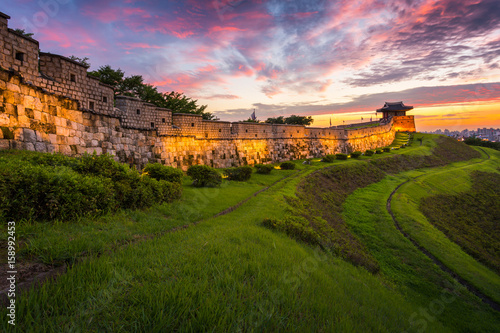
top-left (0, 168), bottom-right (305, 305)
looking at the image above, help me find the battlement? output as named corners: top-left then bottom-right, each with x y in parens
top-left (0, 10), bottom-right (401, 169)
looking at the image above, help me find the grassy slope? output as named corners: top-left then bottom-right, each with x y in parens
top-left (1, 141), bottom-right (448, 332)
top-left (343, 145), bottom-right (500, 332)
top-left (420, 171), bottom-right (500, 272)
top-left (10, 170), bottom-right (295, 265)
top-left (390, 147), bottom-right (500, 303)
top-left (1, 134), bottom-right (498, 331)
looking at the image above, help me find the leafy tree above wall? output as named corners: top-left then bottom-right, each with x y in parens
top-left (88, 65), bottom-right (215, 120)
top-left (265, 115), bottom-right (314, 126)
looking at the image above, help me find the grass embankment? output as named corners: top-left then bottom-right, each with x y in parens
top-left (421, 170), bottom-right (500, 273)
top-left (340, 144), bottom-right (500, 332)
top-left (285, 134), bottom-right (478, 272)
top-left (1, 148), bottom-right (447, 332)
top-left (1, 133), bottom-right (498, 331)
top-left (284, 134), bottom-right (500, 331)
top-left (390, 147), bottom-right (500, 303)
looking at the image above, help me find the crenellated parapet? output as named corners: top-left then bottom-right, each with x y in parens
top-left (38, 53), bottom-right (115, 116)
top-left (0, 10), bottom-right (404, 170)
top-left (0, 12), bottom-right (39, 84)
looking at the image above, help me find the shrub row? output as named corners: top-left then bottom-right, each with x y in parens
top-left (336, 153), bottom-right (348, 160)
top-left (254, 164), bottom-right (274, 174)
top-left (322, 154), bottom-right (335, 163)
top-left (187, 165), bottom-right (222, 187)
top-left (224, 166), bottom-right (253, 181)
top-left (280, 162), bottom-right (296, 170)
top-left (0, 152), bottom-right (182, 223)
top-left (350, 151), bottom-right (362, 158)
top-left (143, 163), bottom-right (184, 183)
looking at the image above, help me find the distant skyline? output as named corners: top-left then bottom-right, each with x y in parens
top-left (3, 0), bottom-right (500, 131)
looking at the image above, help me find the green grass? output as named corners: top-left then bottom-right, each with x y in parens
top-left (420, 171), bottom-right (500, 273)
top-left (279, 135), bottom-right (481, 274)
top-left (1, 134), bottom-right (499, 331)
top-left (5, 167), bottom-right (296, 266)
top-left (343, 173), bottom-right (500, 332)
top-left (390, 147), bottom-right (500, 304)
top-left (389, 131), bottom-right (413, 148)
top-left (2, 151), bottom-right (449, 332)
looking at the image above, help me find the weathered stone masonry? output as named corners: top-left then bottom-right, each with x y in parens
top-left (0, 11), bottom-right (405, 170)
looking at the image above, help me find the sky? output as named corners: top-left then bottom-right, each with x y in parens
top-left (2, 0), bottom-right (500, 131)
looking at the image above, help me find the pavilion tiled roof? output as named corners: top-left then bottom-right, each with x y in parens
top-left (376, 101), bottom-right (413, 112)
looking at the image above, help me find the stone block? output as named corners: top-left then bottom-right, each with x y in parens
top-left (6, 82), bottom-right (21, 93)
top-left (0, 113), bottom-right (10, 127)
top-left (23, 128), bottom-right (36, 142)
top-left (25, 142), bottom-right (35, 151)
top-left (48, 134), bottom-right (57, 144)
top-left (35, 142), bottom-right (47, 152)
top-left (0, 139), bottom-right (10, 150)
top-left (46, 144), bottom-right (56, 153)
top-left (57, 135), bottom-right (68, 145)
top-left (76, 145), bottom-right (86, 154)
top-left (59, 144), bottom-right (72, 155)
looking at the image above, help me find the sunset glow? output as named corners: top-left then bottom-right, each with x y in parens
top-left (3, 0), bottom-right (500, 131)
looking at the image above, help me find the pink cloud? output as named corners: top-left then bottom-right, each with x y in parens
top-left (122, 7), bottom-right (150, 17)
top-left (119, 42), bottom-right (162, 49)
top-left (38, 29), bottom-right (72, 48)
top-left (209, 26), bottom-right (246, 35)
top-left (81, 7), bottom-right (121, 23)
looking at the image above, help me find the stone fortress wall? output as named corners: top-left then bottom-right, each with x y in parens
top-left (0, 11), bottom-right (412, 170)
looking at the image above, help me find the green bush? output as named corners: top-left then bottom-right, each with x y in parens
top-left (365, 150), bottom-right (375, 156)
top-left (254, 164), bottom-right (274, 174)
top-left (143, 163), bottom-right (183, 184)
top-left (350, 151), bottom-right (362, 158)
top-left (134, 176), bottom-right (182, 207)
top-left (0, 163), bottom-right (116, 222)
top-left (383, 147), bottom-right (391, 152)
top-left (464, 137), bottom-right (500, 150)
top-left (375, 149), bottom-right (383, 154)
top-left (321, 154), bottom-right (335, 163)
top-left (187, 165), bottom-right (222, 187)
top-left (74, 153), bottom-right (131, 181)
top-left (0, 151), bottom-right (182, 223)
top-left (224, 166), bottom-right (253, 181)
top-left (280, 161), bottom-right (296, 170)
top-left (335, 153), bottom-right (348, 160)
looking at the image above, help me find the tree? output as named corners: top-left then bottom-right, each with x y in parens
top-left (68, 56), bottom-right (90, 67)
top-left (89, 64), bottom-right (214, 119)
top-left (265, 115), bottom-right (313, 126)
top-left (242, 118), bottom-right (259, 123)
top-left (161, 91), bottom-right (213, 120)
top-left (13, 29), bottom-right (34, 38)
top-left (284, 115), bottom-right (314, 126)
top-left (88, 65), bottom-right (124, 92)
top-left (264, 116), bottom-right (285, 124)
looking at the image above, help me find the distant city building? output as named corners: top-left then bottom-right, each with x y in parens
top-left (424, 127), bottom-right (500, 142)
